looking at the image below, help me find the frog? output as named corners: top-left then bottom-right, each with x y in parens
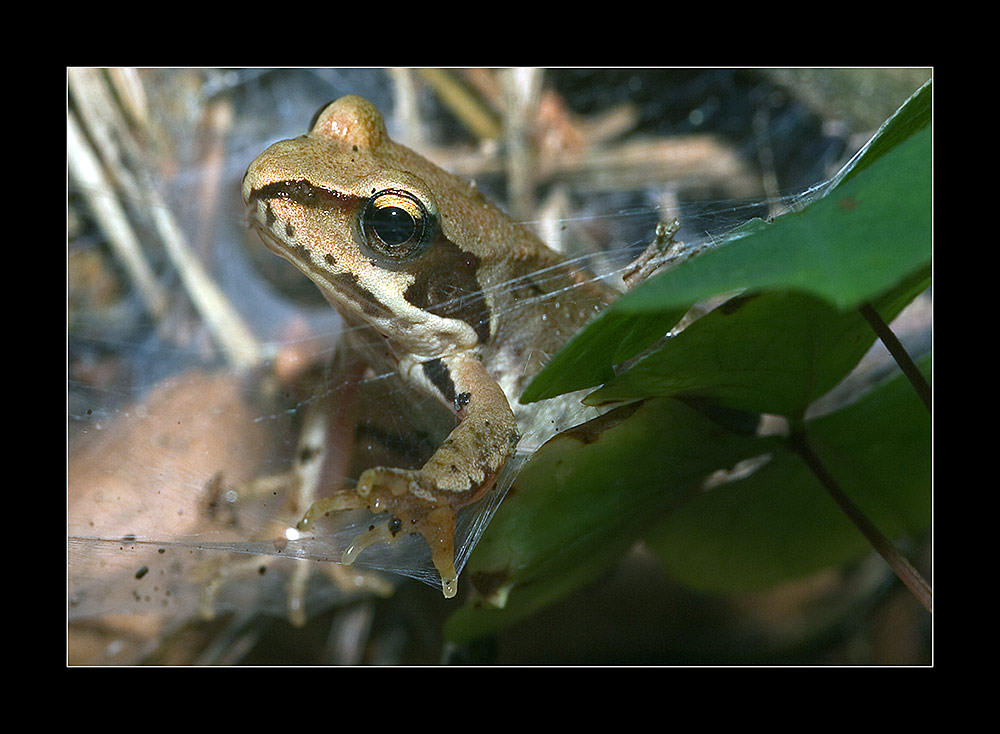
top-left (242, 95), bottom-right (676, 598)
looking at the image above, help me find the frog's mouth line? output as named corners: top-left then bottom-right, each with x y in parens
top-left (249, 209), bottom-right (398, 327)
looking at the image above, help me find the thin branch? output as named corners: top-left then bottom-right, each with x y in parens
top-left (789, 429), bottom-right (932, 612)
top-left (859, 302), bottom-right (931, 412)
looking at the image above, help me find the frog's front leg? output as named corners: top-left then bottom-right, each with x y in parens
top-left (299, 356), bottom-right (519, 598)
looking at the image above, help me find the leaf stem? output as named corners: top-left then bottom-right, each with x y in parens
top-left (858, 302), bottom-right (931, 412)
top-left (789, 429), bottom-right (932, 612)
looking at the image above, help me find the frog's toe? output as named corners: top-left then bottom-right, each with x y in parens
top-left (297, 491), bottom-right (367, 532)
top-left (341, 521), bottom-right (397, 565)
top-left (437, 562), bottom-right (458, 598)
top-left (427, 506), bottom-right (459, 598)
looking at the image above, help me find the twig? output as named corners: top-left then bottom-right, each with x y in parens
top-left (859, 302), bottom-right (931, 412)
top-left (69, 68), bottom-right (262, 372)
top-left (789, 429), bottom-right (931, 612)
top-left (418, 68), bottom-right (502, 141)
top-left (67, 110), bottom-right (168, 320)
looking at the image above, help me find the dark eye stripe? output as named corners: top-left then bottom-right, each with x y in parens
top-left (247, 179), bottom-right (355, 212)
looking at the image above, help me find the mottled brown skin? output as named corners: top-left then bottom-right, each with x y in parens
top-left (243, 96), bottom-right (612, 597)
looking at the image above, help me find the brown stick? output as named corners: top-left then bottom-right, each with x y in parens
top-left (789, 429), bottom-right (932, 612)
top-left (859, 302), bottom-right (931, 412)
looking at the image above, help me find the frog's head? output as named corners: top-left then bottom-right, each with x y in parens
top-left (242, 96), bottom-right (490, 356)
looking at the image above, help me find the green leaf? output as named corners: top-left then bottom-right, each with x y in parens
top-left (585, 266), bottom-right (930, 419)
top-left (621, 126), bottom-right (930, 313)
top-left (644, 356), bottom-right (931, 593)
top-left (444, 398), bottom-right (774, 643)
top-left (831, 78), bottom-right (931, 188)
top-left (447, 81), bottom-right (933, 644)
top-left (521, 80), bottom-right (932, 404)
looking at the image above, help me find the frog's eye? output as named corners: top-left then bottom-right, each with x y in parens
top-left (359, 189), bottom-right (435, 265)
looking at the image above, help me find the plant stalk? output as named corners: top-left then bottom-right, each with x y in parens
top-left (859, 302), bottom-right (931, 412)
top-left (790, 429), bottom-right (932, 612)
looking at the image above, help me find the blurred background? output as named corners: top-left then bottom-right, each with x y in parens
top-left (68, 67), bottom-right (932, 665)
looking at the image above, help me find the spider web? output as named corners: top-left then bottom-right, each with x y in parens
top-left (69, 68), bottom-right (911, 663)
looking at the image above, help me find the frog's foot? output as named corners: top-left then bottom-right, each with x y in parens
top-left (198, 554), bottom-right (274, 623)
top-left (198, 550), bottom-right (391, 627)
top-left (358, 467), bottom-right (461, 598)
top-left (299, 467), bottom-right (461, 598)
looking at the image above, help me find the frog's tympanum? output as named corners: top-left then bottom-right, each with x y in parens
top-left (243, 95), bottom-right (621, 597)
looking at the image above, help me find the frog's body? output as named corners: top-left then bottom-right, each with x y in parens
top-left (243, 95), bottom-right (615, 597)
